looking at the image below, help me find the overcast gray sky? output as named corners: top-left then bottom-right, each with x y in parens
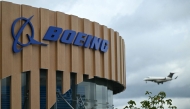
top-left (2, 0), bottom-right (190, 108)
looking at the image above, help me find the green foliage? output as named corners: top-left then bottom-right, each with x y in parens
top-left (121, 91), bottom-right (177, 109)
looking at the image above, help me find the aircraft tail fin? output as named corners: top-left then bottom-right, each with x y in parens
top-left (167, 73), bottom-right (174, 78)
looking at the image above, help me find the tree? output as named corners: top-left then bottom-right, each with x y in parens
top-left (121, 91), bottom-right (177, 109)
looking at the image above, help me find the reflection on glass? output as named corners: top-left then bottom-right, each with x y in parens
top-left (40, 69), bottom-right (47, 109)
top-left (108, 89), bottom-right (113, 109)
top-left (76, 77), bottom-right (113, 109)
top-left (1, 76), bottom-right (11, 109)
top-left (71, 73), bottom-right (76, 108)
top-left (77, 81), bottom-right (96, 109)
top-left (56, 71), bottom-right (63, 109)
top-left (55, 71), bottom-right (74, 109)
top-left (52, 73), bottom-right (76, 109)
top-left (102, 85), bottom-right (108, 108)
top-left (52, 77), bottom-right (114, 109)
top-left (21, 72), bottom-right (30, 109)
top-left (96, 84), bottom-right (103, 108)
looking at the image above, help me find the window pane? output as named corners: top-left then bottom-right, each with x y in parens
top-left (76, 78), bottom-right (114, 109)
top-left (108, 89), bottom-right (113, 109)
top-left (56, 71), bottom-right (64, 109)
top-left (21, 72), bottom-right (30, 109)
top-left (96, 84), bottom-right (103, 108)
top-left (40, 69), bottom-right (47, 109)
top-left (102, 85), bottom-right (108, 108)
top-left (1, 76), bottom-right (11, 109)
top-left (54, 72), bottom-right (75, 109)
top-left (77, 81), bottom-right (96, 109)
top-left (53, 76), bottom-right (114, 109)
top-left (71, 73), bottom-right (76, 108)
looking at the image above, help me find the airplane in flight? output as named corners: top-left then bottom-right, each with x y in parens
top-left (144, 73), bottom-right (178, 85)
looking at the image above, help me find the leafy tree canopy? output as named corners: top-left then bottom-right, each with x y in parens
top-left (115, 91), bottom-right (177, 109)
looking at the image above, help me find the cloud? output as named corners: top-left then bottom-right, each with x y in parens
top-left (62, 0), bottom-right (143, 26)
top-left (2, 0), bottom-right (77, 12)
top-left (109, 0), bottom-right (190, 36)
top-left (115, 83), bottom-right (190, 98)
top-left (110, 0), bottom-right (190, 108)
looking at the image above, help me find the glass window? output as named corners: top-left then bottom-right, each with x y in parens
top-left (96, 84), bottom-right (103, 108)
top-left (102, 85), bottom-right (108, 108)
top-left (53, 72), bottom-right (76, 109)
top-left (21, 72), bottom-right (30, 109)
top-left (107, 89), bottom-right (113, 109)
top-left (71, 73), bottom-right (76, 108)
top-left (52, 76), bottom-right (114, 109)
top-left (56, 71), bottom-right (63, 92)
top-left (55, 71), bottom-right (65, 109)
top-left (40, 69), bottom-right (47, 109)
top-left (77, 81), bottom-right (96, 109)
top-left (88, 82), bottom-right (96, 108)
top-left (1, 76), bottom-right (11, 109)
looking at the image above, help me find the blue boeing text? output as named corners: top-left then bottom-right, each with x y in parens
top-left (12, 16), bottom-right (109, 53)
top-left (43, 26), bottom-right (109, 52)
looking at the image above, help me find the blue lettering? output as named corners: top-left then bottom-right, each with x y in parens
top-left (12, 16), bottom-right (109, 53)
top-left (100, 40), bottom-right (109, 52)
top-left (43, 26), bottom-right (63, 41)
top-left (83, 35), bottom-right (93, 48)
top-left (60, 30), bottom-right (76, 44)
top-left (73, 32), bottom-right (87, 46)
top-left (90, 37), bottom-right (102, 50)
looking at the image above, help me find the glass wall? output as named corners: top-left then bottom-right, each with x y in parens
top-left (76, 78), bottom-right (113, 109)
top-left (107, 89), bottom-right (113, 109)
top-left (21, 72), bottom-right (30, 109)
top-left (76, 81), bottom-right (96, 109)
top-left (51, 75), bottom-right (114, 109)
top-left (1, 71), bottom-right (115, 109)
top-left (40, 69), bottom-right (47, 109)
top-left (55, 71), bottom-right (63, 109)
top-left (1, 76), bottom-right (11, 109)
top-left (53, 72), bottom-right (76, 109)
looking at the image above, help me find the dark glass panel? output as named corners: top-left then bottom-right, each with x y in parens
top-left (40, 69), bottom-right (47, 109)
top-left (21, 72), bottom-right (30, 109)
top-left (53, 72), bottom-right (75, 109)
top-left (1, 76), bottom-right (11, 109)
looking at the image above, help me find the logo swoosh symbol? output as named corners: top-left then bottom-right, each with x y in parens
top-left (11, 15), bottom-right (47, 53)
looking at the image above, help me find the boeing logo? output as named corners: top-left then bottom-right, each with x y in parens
top-left (11, 15), bottom-right (109, 53)
top-left (11, 16), bottom-right (47, 53)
